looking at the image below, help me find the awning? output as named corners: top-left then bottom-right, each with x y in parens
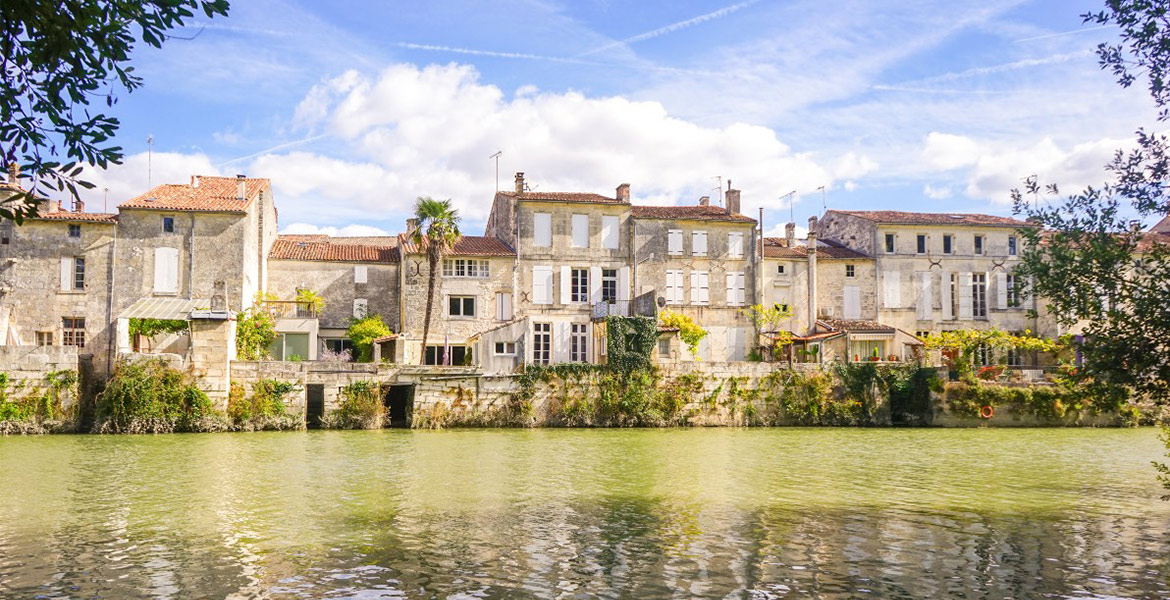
top-left (121, 297), bottom-right (207, 321)
top-left (849, 332), bottom-right (895, 341)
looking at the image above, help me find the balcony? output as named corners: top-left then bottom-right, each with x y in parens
top-left (592, 300), bottom-right (630, 321)
top-left (263, 300), bottom-right (319, 319)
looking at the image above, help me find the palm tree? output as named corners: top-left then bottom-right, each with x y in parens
top-left (411, 197), bottom-right (461, 365)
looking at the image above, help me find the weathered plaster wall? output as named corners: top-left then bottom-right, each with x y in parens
top-left (267, 259), bottom-right (399, 331)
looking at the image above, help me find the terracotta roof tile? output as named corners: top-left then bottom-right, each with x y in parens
top-left (398, 235), bottom-right (516, 257)
top-left (30, 211), bottom-right (118, 224)
top-left (761, 237), bottom-right (870, 260)
top-left (120, 175), bottom-right (269, 213)
top-left (498, 190), bottom-right (624, 204)
top-left (1149, 214), bottom-right (1170, 234)
top-left (817, 319), bottom-right (895, 333)
top-left (828, 210), bottom-right (1034, 228)
top-left (269, 237), bottom-right (399, 263)
top-left (631, 204), bottom-right (756, 223)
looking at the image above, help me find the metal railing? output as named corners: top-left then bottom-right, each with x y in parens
top-left (592, 300), bottom-right (630, 320)
top-left (263, 300), bottom-right (319, 319)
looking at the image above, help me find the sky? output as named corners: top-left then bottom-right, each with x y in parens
top-left (71, 0), bottom-right (1159, 239)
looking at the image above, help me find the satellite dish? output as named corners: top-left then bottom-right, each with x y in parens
top-left (656, 296), bottom-right (666, 308)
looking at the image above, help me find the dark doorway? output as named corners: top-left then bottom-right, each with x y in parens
top-left (385, 384), bottom-right (414, 428)
top-left (306, 384), bottom-right (325, 429)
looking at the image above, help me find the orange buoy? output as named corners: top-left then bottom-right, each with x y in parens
top-left (979, 405), bottom-right (994, 419)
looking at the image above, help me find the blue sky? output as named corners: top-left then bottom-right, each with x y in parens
top-left (77, 0), bottom-right (1156, 237)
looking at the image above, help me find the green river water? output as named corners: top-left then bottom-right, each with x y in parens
top-left (1, 428), bottom-right (1168, 599)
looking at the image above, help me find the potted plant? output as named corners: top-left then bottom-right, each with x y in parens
top-left (868, 347), bottom-right (881, 361)
top-left (887, 354), bottom-right (899, 362)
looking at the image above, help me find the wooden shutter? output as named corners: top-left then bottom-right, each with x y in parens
top-left (844, 286), bottom-right (861, 319)
top-left (691, 271), bottom-right (702, 305)
top-left (941, 272), bottom-right (954, 320)
top-left (571, 214), bottom-right (588, 248)
top-left (553, 321), bottom-right (570, 363)
top-left (917, 272), bottom-right (932, 320)
top-left (693, 231), bottom-right (707, 256)
top-left (996, 272), bottom-right (1008, 309)
top-left (602, 216), bottom-right (619, 249)
top-left (668, 230), bottom-right (682, 255)
top-left (533, 266), bottom-right (552, 305)
top-left (590, 266), bottom-right (602, 304)
top-left (884, 273), bottom-right (901, 308)
top-left (534, 213), bottom-right (551, 247)
top-left (559, 266), bottom-right (571, 304)
top-left (154, 247), bottom-right (179, 293)
top-left (60, 257), bottom-right (72, 291)
top-left (958, 272), bottom-right (973, 320)
top-left (618, 266), bottom-right (630, 302)
top-left (728, 233), bottom-right (743, 258)
top-left (354, 265), bottom-right (368, 284)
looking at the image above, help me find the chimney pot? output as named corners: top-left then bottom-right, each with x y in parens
top-left (808, 215), bottom-right (819, 236)
top-left (7, 162), bottom-right (18, 186)
top-left (725, 189), bottom-right (741, 215)
top-left (406, 218), bottom-right (420, 236)
top-left (191, 175), bottom-right (200, 188)
top-left (616, 183), bottom-right (630, 203)
top-left (514, 172), bottom-right (525, 194)
top-left (74, 198), bottom-right (85, 213)
top-left (236, 174), bottom-right (246, 200)
top-left (699, 195), bottom-right (710, 207)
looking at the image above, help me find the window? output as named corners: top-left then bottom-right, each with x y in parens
top-left (68, 224), bottom-right (80, 238)
top-left (570, 268), bottom-right (589, 303)
top-left (690, 270), bottom-right (709, 305)
top-left (726, 271), bottom-right (746, 306)
top-left (1008, 236), bottom-right (1018, 256)
top-left (533, 323), bottom-right (551, 365)
top-left (425, 345), bottom-right (469, 366)
top-left (72, 257), bottom-right (85, 291)
top-left (777, 264), bottom-right (786, 275)
top-left (916, 331), bottom-right (932, 340)
top-left (972, 273), bottom-right (987, 318)
top-left (1, 237), bottom-right (8, 245)
top-left (36, 331), bottom-right (53, 346)
top-left (1006, 274), bottom-right (1020, 307)
top-left (269, 333), bottom-right (309, 361)
top-left (533, 212), bottom-right (552, 247)
top-left (949, 273), bottom-right (959, 318)
top-left (442, 259), bottom-right (490, 278)
top-left (728, 232), bottom-right (744, 258)
top-left (62, 317), bottom-right (85, 348)
top-left (495, 292), bottom-right (513, 320)
top-left (601, 269), bottom-right (618, 303)
top-left (916, 234), bottom-right (926, 254)
top-left (354, 265), bottom-right (368, 284)
top-left (974, 235), bottom-right (984, 255)
top-left (658, 338), bottom-right (670, 358)
top-left (61, 256), bottom-right (85, 291)
top-left (845, 264), bottom-right (855, 278)
top-left (323, 338), bottom-right (355, 357)
top-left (943, 235), bottom-right (953, 254)
top-left (665, 270), bottom-right (685, 304)
top-left (570, 323), bottom-right (588, 362)
top-left (692, 231), bottom-right (708, 256)
top-left (153, 247), bottom-right (180, 294)
top-left (571, 214), bottom-right (589, 248)
top-left (667, 229), bottom-right (683, 255)
top-left (353, 298), bottom-right (368, 318)
top-left (494, 342), bottom-right (516, 356)
top-left (885, 233), bottom-right (895, 253)
top-left (532, 266), bottom-right (553, 304)
top-left (162, 217), bottom-right (175, 233)
top-left (601, 215), bottom-right (619, 249)
top-left (448, 296), bottom-right (476, 317)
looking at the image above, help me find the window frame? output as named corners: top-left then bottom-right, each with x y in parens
top-left (1006, 274), bottom-right (1020, 307)
top-left (1008, 236), bottom-right (1018, 256)
top-left (777, 264), bottom-right (786, 275)
top-left (62, 317), bottom-right (85, 348)
top-left (845, 264), bottom-right (856, 278)
top-left (36, 331), bottom-right (54, 346)
top-left (570, 268), bottom-right (589, 303)
top-left (601, 269), bottom-right (618, 303)
top-left (68, 224), bottom-right (81, 238)
top-left (943, 234), bottom-right (953, 255)
top-left (448, 295), bottom-right (476, 318)
top-left (493, 341), bottom-right (517, 356)
top-left (72, 256), bottom-right (85, 291)
top-left (532, 322), bottom-right (552, 365)
top-left (162, 216), bottom-right (175, 234)
top-left (972, 273), bottom-right (988, 318)
top-left (916, 234), bottom-right (927, 254)
top-left (974, 235), bottom-right (985, 256)
top-left (570, 323), bottom-right (588, 362)
top-left (884, 233), bottom-right (895, 254)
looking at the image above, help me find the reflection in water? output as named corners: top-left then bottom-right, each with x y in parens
top-left (1, 428), bottom-right (1168, 598)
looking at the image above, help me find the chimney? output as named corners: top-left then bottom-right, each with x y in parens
top-left (725, 188), bottom-right (741, 215)
top-left (806, 216), bottom-right (818, 335)
top-left (699, 195), bottom-right (710, 207)
top-left (236, 174), bottom-right (246, 200)
top-left (616, 183), bottom-right (630, 203)
top-left (785, 222), bottom-right (795, 246)
top-left (406, 218), bottom-right (420, 236)
top-left (514, 172), bottom-right (525, 193)
top-left (74, 198), bottom-right (85, 213)
top-left (7, 162), bottom-right (18, 186)
top-left (191, 175), bottom-right (200, 188)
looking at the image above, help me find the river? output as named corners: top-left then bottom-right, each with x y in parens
top-left (1, 428), bottom-right (1167, 598)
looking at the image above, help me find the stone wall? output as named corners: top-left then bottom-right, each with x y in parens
top-left (0, 345), bottom-right (81, 411)
top-left (267, 259), bottom-right (399, 332)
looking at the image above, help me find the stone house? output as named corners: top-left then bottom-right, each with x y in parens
top-left (267, 234), bottom-right (400, 360)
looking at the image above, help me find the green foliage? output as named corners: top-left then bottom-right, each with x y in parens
top-left (346, 314), bottom-right (392, 362)
top-left (129, 318), bottom-right (188, 339)
top-left (886, 365), bottom-right (943, 424)
top-left (322, 380), bottom-right (385, 429)
top-left (227, 380), bottom-right (303, 431)
top-left (412, 196), bottom-right (462, 365)
top-left (295, 289), bottom-right (325, 314)
top-left (773, 371), bottom-right (844, 425)
top-left (922, 328), bottom-right (1060, 378)
top-left (94, 359), bottom-right (222, 433)
top-left (1155, 427), bottom-right (1170, 501)
top-left (658, 310), bottom-right (707, 359)
top-left (940, 380), bottom-right (1128, 423)
top-left (606, 316), bottom-right (657, 372)
top-left (236, 307), bottom-right (276, 361)
top-left (0, 0), bottom-right (230, 223)
top-left (740, 304), bottom-right (794, 360)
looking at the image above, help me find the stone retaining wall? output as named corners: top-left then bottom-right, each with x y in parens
top-left (0, 346), bottom-right (82, 412)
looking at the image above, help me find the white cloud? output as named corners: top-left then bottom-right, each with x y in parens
top-left (280, 223), bottom-right (390, 237)
top-left (80, 152), bottom-right (222, 211)
top-left (962, 135), bottom-right (1132, 203)
top-left (922, 132), bottom-right (981, 170)
top-left (765, 222), bottom-right (809, 238)
top-left (924, 184), bottom-right (952, 199)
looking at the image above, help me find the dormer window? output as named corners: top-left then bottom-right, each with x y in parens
top-left (162, 217), bottom-right (175, 233)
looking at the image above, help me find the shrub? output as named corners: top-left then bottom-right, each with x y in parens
top-left (93, 359), bottom-right (225, 433)
top-left (0, 370), bottom-right (81, 434)
top-left (658, 310), bottom-right (707, 359)
top-left (228, 379), bottom-right (304, 431)
top-left (346, 315), bottom-right (392, 362)
top-left (236, 308), bottom-right (276, 360)
top-left (322, 380), bottom-right (385, 429)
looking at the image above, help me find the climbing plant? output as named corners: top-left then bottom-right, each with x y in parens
top-left (740, 303), bottom-right (794, 360)
top-left (605, 316), bottom-right (657, 373)
top-left (128, 318), bottom-right (188, 339)
top-left (295, 289), bottom-right (325, 314)
top-left (235, 307), bottom-right (276, 360)
top-left (922, 328), bottom-right (1061, 379)
top-left (657, 310), bottom-right (706, 359)
top-left (346, 314), bottom-right (392, 362)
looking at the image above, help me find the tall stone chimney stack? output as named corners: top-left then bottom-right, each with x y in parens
top-left (514, 172), bottom-right (525, 193)
top-left (236, 174), bottom-right (246, 200)
top-left (616, 183), bottom-right (630, 203)
top-left (785, 222), bottom-right (795, 247)
top-left (7, 162), bottom-right (18, 186)
top-left (807, 216), bottom-right (819, 334)
top-left (726, 189), bottom-right (741, 215)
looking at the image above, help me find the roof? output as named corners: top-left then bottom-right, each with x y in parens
top-left (120, 175), bottom-right (269, 213)
top-left (398, 235), bottom-right (516, 257)
top-left (792, 331), bottom-right (845, 342)
top-left (498, 190), bottom-right (624, 205)
top-left (30, 211), bottom-right (118, 224)
top-left (269, 236), bottom-right (399, 263)
top-left (762, 237), bottom-right (870, 260)
top-left (1149, 214), bottom-right (1170, 234)
top-left (827, 210), bottom-right (1034, 228)
top-left (121, 297), bottom-right (207, 320)
top-left (817, 319), bottom-right (896, 334)
top-left (630, 204), bottom-right (756, 223)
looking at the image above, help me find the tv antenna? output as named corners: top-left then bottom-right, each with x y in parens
top-left (146, 134), bottom-right (154, 190)
top-left (781, 190), bottom-right (796, 223)
top-left (817, 185), bottom-right (826, 213)
top-left (103, 187), bottom-right (109, 213)
top-left (489, 150), bottom-right (502, 192)
top-left (711, 176), bottom-right (723, 206)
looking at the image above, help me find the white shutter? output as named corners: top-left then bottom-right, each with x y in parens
top-left (590, 266), bottom-right (602, 304)
top-left (844, 286), bottom-right (861, 319)
top-left (996, 272), bottom-right (1008, 309)
top-left (618, 266), bottom-right (630, 302)
top-left (736, 273), bottom-right (745, 305)
top-left (697, 335), bottom-right (710, 361)
top-left (554, 321), bottom-right (570, 363)
top-left (571, 214), bottom-right (589, 248)
top-left (534, 213), bottom-right (552, 247)
top-left (917, 272), bottom-right (932, 320)
top-left (496, 292), bottom-right (512, 320)
top-left (668, 230), bottom-right (682, 255)
top-left (727, 328), bottom-right (745, 361)
top-left (691, 271), bottom-right (702, 305)
top-left (725, 272), bottom-right (735, 306)
top-left (942, 273), bottom-right (954, 320)
top-left (728, 233), bottom-right (743, 258)
top-left (884, 273), bottom-right (901, 308)
top-left (154, 247), bottom-right (179, 293)
top-left (559, 266), bottom-right (571, 304)
top-left (958, 272), bottom-right (973, 320)
top-left (693, 231), bottom-right (707, 256)
top-left (354, 265), bottom-right (368, 284)
top-left (532, 266), bottom-right (552, 305)
top-left (602, 216), bottom-right (619, 249)
top-left (700, 272), bottom-right (710, 304)
top-left (60, 257), bottom-right (72, 291)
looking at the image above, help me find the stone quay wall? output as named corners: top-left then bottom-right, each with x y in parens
top-left (0, 346), bottom-right (82, 411)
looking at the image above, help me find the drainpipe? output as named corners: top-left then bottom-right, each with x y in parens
top-left (105, 222), bottom-right (118, 377)
top-left (631, 219), bottom-right (637, 302)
